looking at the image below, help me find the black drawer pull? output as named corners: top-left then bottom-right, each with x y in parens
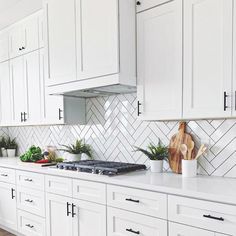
top-left (203, 214), bottom-right (224, 221)
top-left (11, 188), bottom-right (15, 199)
top-left (125, 198), bottom-right (140, 203)
top-left (224, 91), bottom-right (229, 111)
top-left (25, 224), bottom-right (34, 229)
top-left (126, 228), bottom-right (140, 234)
top-left (24, 178), bottom-right (33, 182)
top-left (25, 199), bottom-right (33, 203)
top-left (1, 174), bottom-right (8, 177)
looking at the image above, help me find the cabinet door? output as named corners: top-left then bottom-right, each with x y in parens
top-left (72, 199), bottom-right (106, 236)
top-left (46, 0), bottom-right (77, 85)
top-left (0, 61), bottom-right (13, 126)
top-left (0, 30), bottom-right (9, 62)
top-left (9, 25), bottom-right (24, 59)
top-left (46, 193), bottom-right (73, 236)
top-left (24, 51), bottom-right (42, 124)
top-left (169, 222), bottom-right (214, 236)
top-left (183, 0), bottom-right (233, 119)
top-left (0, 182), bottom-right (17, 231)
top-left (76, 0), bottom-right (119, 80)
top-left (10, 56), bottom-right (27, 124)
top-left (137, 0), bottom-right (182, 120)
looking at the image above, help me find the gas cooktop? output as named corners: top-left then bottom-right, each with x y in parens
top-left (56, 160), bottom-right (146, 176)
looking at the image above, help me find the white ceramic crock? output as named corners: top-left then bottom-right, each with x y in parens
top-left (7, 149), bottom-right (16, 157)
top-left (150, 160), bottom-right (163, 173)
top-left (182, 159), bottom-right (197, 178)
top-left (65, 153), bottom-right (81, 162)
top-left (1, 148), bottom-right (8, 157)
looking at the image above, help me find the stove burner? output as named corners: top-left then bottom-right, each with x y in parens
top-left (56, 160), bottom-right (146, 176)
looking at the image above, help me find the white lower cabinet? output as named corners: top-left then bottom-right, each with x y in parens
top-left (107, 207), bottom-right (167, 236)
top-left (0, 182), bottom-right (17, 231)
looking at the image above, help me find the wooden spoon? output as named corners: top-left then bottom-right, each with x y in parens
top-left (195, 144), bottom-right (207, 160)
top-left (180, 144), bottom-right (188, 160)
top-left (187, 140), bottom-right (195, 160)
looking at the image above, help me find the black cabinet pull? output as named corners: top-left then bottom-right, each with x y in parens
top-left (125, 198), bottom-right (140, 203)
top-left (24, 178), bottom-right (33, 182)
top-left (59, 108), bottom-right (63, 120)
top-left (72, 203), bottom-right (76, 217)
top-left (126, 228), bottom-right (140, 234)
top-left (224, 91), bottom-right (229, 111)
top-left (25, 199), bottom-right (33, 203)
top-left (67, 202), bottom-right (71, 216)
top-left (11, 188), bottom-right (15, 199)
top-left (19, 48), bottom-right (22, 51)
top-left (21, 112), bottom-right (23, 122)
top-left (136, 1), bottom-right (141, 5)
top-left (22, 47), bottom-right (25, 50)
top-left (23, 112), bottom-right (27, 122)
top-left (137, 101), bottom-right (141, 116)
top-left (1, 174), bottom-right (8, 177)
top-left (203, 214), bottom-right (224, 221)
top-left (25, 224), bottom-right (34, 228)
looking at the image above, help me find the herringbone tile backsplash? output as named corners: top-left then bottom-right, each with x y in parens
top-left (2, 93), bottom-right (236, 178)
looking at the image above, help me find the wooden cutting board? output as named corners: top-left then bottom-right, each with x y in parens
top-left (169, 122), bottom-right (195, 174)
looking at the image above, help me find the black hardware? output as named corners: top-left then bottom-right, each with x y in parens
top-left (25, 224), bottom-right (34, 229)
top-left (11, 188), bottom-right (15, 199)
top-left (23, 112), bottom-right (27, 122)
top-left (1, 174), bottom-right (8, 177)
top-left (67, 202), bottom-right (71, 216)
top-left (21, 112), bottom-right (23, 122)
top-left (137, 101), bottom-right (141, 116)
top-left (224, 92), bottom-right (229, 111)
top-left (19, 48), bottom-right (22, 51)
top-left (72, 203), bottom-right (76, 217)
top-left (126, 228), bottom-right (140, 234)
top-left (24, 178), bottom-right (33, 182)
top-left (25, 199), bottom-right (33, 203)
top-left (125, 198), bottom-right (140, 203)
top-left (136, 1), bottom-right (141, 5)
top-left (203, 214), bottom-right (224, 221)
top-left (59, 108), bottom-right (63, 120)
top-left (22, 47), bottom-right (25, 50)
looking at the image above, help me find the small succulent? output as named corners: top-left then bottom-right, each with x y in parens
top-left (134, 139), bottom-right (169, 161)
top-left (5, 137), bottom-right (17, 149)
top-left (60, 139), bottom-right (92, 158)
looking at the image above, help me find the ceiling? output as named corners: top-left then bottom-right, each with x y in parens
top-left (0, 0), bottom-right (23, 13)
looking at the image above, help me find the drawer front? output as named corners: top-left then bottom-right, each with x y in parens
top-left (136, 0), bottom-right (171, 12)
top-left (107, 185), bottom-right (167, 219)
top-left (17, 187), bottom-right (45, 217)
top-left (0, 167), bottom-right (15, 184)
top-left (16, 171), bottom-right (44, 190)
top-left (18, 210), bottom-right (46, 236)
top-left (46, 175), bottom-right (72, 197)
top-left (107, 207), bottom-right (167, 236)
top-left (168, 195), bottom-right (236, 235)
top-left (169, 222), bottom-right (214, 236)
top-left (73, 179), bottom-right (106, 204)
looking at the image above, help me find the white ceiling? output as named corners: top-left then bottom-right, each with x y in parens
top-left (0, 0), bottom-right (23, 13)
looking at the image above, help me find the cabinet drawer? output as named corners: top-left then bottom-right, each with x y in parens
top-left (18, 210), bottom-right (46, 236)
top-left (136, 0), bottom-right (171, 12)
top-left (107, 207), bottom-right (167, 236)
top-left (46, 175), bottom-right (72, 197)
top-left (16, 171), bottom-right (44, 190)
top-left (107, 185), bottom-right (167, 219)
top-left (0, 167), bottom-right (15, 184)
top-left (168, 195), bottom-right (236, 235)
top-left (17, 187), bottom-right (45, 217)
top-left (73, 179), bottom-right (106, 204)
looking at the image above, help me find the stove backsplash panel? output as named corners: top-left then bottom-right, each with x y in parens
top-left (2, 93), bottom-right (236, 178)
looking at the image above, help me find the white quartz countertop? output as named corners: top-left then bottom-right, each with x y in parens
top-left (1, 157), bottom-right (236, 205)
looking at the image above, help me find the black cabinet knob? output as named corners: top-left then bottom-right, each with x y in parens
top-left (136, 1), bottom-right (141, 5)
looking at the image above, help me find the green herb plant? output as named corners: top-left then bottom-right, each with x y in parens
top-left (20, 146), bottom-right (42, 162)
top-left (5, 137), bottom-right (17, 149)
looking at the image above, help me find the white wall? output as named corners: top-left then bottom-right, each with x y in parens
top-left (0, 0), bottom-right (42, 30)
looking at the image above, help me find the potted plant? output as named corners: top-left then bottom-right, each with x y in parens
top-left (6, 137), bottom-right (18, 157)
top-left (0, 137), bottom-right (8, 157)
top-left (60, 139), bottom-right (92, 161)
top-left (135, 140), bottom-right (169, 173)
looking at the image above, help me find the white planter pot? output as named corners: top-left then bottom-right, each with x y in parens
top-left (7, 149), bottom-right (16, 157)
top-left (182, 159), bottom-right (197, 178)
top-left (150, 160), bottom-right (163, 173)
top-left (65, 153), bottom-right (81, 162)
top-left (1, 148), bottom-right (8, 157)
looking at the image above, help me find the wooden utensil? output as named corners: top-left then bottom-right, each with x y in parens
top-left (180, 144), bottom-right (188, 160)
top-left (187, 140), bottom-right (195, 160)
top-left (195, 144), bottom-right (207, 160)
top-left (168, 122), bottom-right (195, 174)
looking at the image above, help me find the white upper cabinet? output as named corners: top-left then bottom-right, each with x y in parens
top-left (183, 0), bottom-right (233, 119)
top-left (46, 0), bottom-right (77, 85)
top-left (0, 61), bottom-right (12, 126)
top-left (0, 30), bottom-right (9, 62)
top-left (137, 0), bottom-right (182, 120)
top-left (76, 0), bottom-right (119, 80)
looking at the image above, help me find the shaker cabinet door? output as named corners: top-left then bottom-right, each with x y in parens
top-left (183, 0), bottom-right (233, 119)
top-left (137, 0), bottom-right (183, 120)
